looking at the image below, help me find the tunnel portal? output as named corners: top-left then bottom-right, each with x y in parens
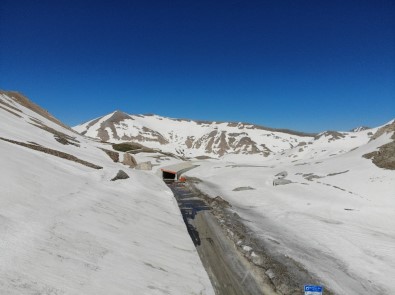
top-left (162, 170), bottom-right (176, 180)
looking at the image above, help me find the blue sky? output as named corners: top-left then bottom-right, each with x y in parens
top-left (0, 0), bottom-right (394, 132)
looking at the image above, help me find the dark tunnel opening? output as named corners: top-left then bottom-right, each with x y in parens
top-left (162, 171), bottom-right (176, 180)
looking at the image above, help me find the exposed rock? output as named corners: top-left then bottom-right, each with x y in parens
top-left (111, 170), bottom-right (130, 181)
top-left (350, 126), bottom-right (370, 132)
top-left (314, 131), bottom-right (345, 142)
top-left (303, 173), bottom-right (323, 181)
top-left (275, 171), bottom-right (288, 179)
top-left (210, 196), bottom-right (231, 208)
top-left (122, 152), bottom-right (137, 167)
top-left (0, 105), bottom-right (22, 118)
top-left (232, 186), bottom-right (255, 191)
top-left (184, 136), bottom-right (195, 148)
top-left (273, 179), bottom-right (292, 186)
top-left (370, 120), bottom-right (395, 141)
top-left (265, 269), bottom-right (276, 280)
top-left (251, 252), bottom-right (265, 267)
top-left (112, 142), bottom-right (143, 152)
top-left (363, 121), bottom-right (395, 170)
top-left (84, 116), bottom-right (102, 130)
top-left (74, 110), bottom-right (320, 157)
top-left (194, 155), bottom-right (213, 160)
top-left (0, 137), bottom-right (102, 169)
top-left (0, 97), bottom-right (23, 113)
top-left (135, 161), bottom-right (152, 170)
top-left (29, 118), bottom-right (80, 147)
top-left (101, 148), bottom-right (119, 162)
top-left (363, 139), bottom-right (395, 170)
top-left (327, 170), bottom-right (349, 176)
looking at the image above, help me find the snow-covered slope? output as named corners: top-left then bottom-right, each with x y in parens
top-left (74, 111), bottom-right (317, 158)
top-left (0, 91), bottom-right (214, 294)
top-left (74, 111), bottom-right (387, 162)
top-left (185, 126), bottom-right (395, 294)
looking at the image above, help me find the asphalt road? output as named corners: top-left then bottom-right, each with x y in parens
top-left (167, 181), bottom-right (278, 295)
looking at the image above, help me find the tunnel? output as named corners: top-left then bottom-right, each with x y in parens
top-left (162, 170), bottom-right (176, 180)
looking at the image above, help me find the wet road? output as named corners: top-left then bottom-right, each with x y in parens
top-left (166, 180), bottom-right (210, 245)
top-left (165, 180), bottom-right (274, 295)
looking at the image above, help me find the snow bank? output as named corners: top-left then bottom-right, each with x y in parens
top-left (0, 93), bottom-right (214, 294)
top-left (185, 132), bottom-right (395, 295)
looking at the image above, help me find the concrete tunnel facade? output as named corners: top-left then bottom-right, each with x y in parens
top-left (160, 162), bottom-right (199, 180)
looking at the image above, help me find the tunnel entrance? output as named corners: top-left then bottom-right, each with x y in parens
top-left (162, 170), bottom-right (176, 180)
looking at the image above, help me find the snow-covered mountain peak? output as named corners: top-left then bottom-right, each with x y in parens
top-left (74, 111), bottom-right (318, 158)
top-left (350, 126), bottom-right (371, 132)
top-left (74, 111), bottom-right (395, 162)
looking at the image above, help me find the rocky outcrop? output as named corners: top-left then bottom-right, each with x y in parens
top-left (314, 131), bottom-right (345, 142)
top-left (363, 121), bottom-right (395, 170)
top-left (111, 170), bottom-right (130, 181)
top-left (122, 153), bottom-right (137, 167)
top-left (135, 161), bottom-right (152, 170)
top-left (101, 148), bottom-right (120, 162)
top-left (370, 120), bottom-right (395, 141)
top-left (363, 142), bottom-right (395, 170)
top-left (74, 111), bottom-right (318, 157)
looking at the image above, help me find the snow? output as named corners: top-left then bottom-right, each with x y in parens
top-left (185, 131), bottom-right (395, 294)
top-left (73, 111), bottom-right (316, 158)
top-left (0, 94), bottom-right (214, 294)
top-left (3, 91), bottom-right (394, 294)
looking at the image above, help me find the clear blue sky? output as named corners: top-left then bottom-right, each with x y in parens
top-left (1, 0), bottom-right (394, 132)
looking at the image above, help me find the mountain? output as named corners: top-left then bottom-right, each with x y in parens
top-left (74, 111), bottom-right (319, 158)
top-left (74, 111), bottom-right (394, 165)
top-left (2, 90), bottom-right (394, 295)
top-left (0, 91), bottom-right (214, 295)
top-left (186, 123), bottom-right (395, 294)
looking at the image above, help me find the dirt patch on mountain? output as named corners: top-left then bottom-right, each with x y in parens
top-left (0, 137), bottom-right (102, 169)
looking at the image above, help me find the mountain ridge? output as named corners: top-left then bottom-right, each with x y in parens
top-left (73, 110), bottom-right (393, 160)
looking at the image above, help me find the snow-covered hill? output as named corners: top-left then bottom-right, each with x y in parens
top-left (2, 90), bottom-right (394, 295)
top-left (73, 110), bottom-right (395, 294)
top-left (74, 111), bottom-right (317, 158)
top-left (0, 91), bottom-right (214, 295)
top-left (185, 126), bottom-right (395, 294)
top-left (74, 111), bottom-right (390, 163)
